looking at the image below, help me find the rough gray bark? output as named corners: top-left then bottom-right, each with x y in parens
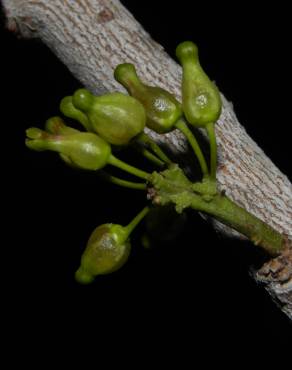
top-left (2, 0), bottom-right (292, 319)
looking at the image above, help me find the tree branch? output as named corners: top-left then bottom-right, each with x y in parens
top-left (2, 0), bottom-right (292, 319)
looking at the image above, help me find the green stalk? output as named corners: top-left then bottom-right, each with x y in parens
top-left (132, 143), bottom-right (165, 167)
top-left (124, 206), bottom-right (150, 236)
top-left (150, 169), bottom-right (284, 256)
top-left (137, 132), bottom-right (172, 165)
top-left (108, 154), bottom-right (151, 181)
top-left (191, 194), bottom-right (283, 255)
top-left (175, 119), bottom-right (209, 177)
top-left (206, 122), bottom-right (217, 180)
top-left (98, 171), bottom-right (147, 190)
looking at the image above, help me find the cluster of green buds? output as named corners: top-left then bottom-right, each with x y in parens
top-left (114, 42), bottom-right (220, 181)
top-left (25, 89), bottom-right (153, 181)
top-left (25, 40), bottom-right (227, 284)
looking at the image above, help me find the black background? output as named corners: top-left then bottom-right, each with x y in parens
top-left (1, 0), bottom-right (291, 357)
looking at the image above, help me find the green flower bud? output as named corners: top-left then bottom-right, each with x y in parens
top-left (26, 128), bottom-right (111, 171)
top-left (60, 96), bottom-right (91, 131)
top-left (176, 41), bottom-right (222, 127)
top-left (75, 223), bottom-right (131, 284)
top-left (114, 63), bottom-right (182, 133)
top-left (73, 89), bottom-right (146, 146)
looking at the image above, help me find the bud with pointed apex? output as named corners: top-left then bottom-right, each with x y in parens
top-left (60, 96), bottom-right (91, 131)
top-left (114, 63), bottom-right (182, 133)
top-left (75, 223), bottom-right (131, 284)
top-left (26, 129), bottom-right (111, 171)
top-left (176, 41), bottom-right (221, 127)
top-left (73, 89), bottom-right (146, 146)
